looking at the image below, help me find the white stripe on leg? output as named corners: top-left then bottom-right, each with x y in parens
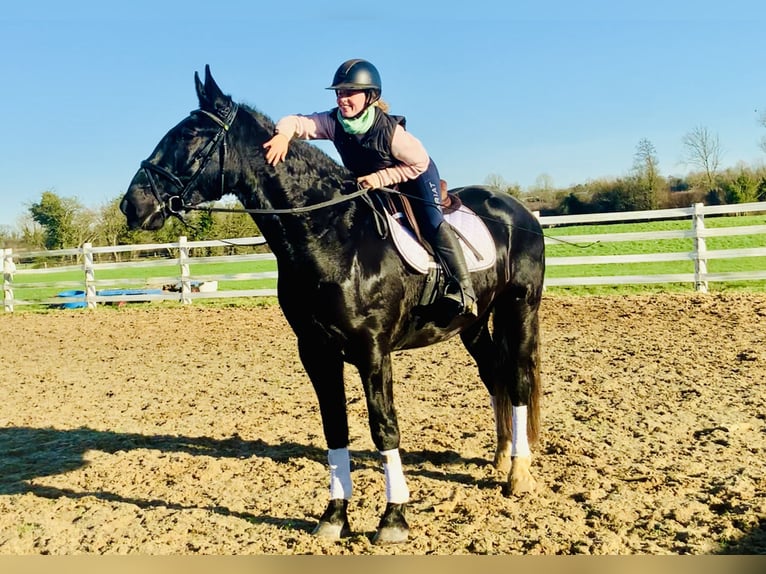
top-left (380, 448), bottom-right (409, 503)
top-left (511, 405), bottom-right (531, 457)
top-left (328, 447), bottom-right (352, 499)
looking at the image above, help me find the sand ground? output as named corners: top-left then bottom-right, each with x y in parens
top-left (1, 292), bottom-right (764, 554)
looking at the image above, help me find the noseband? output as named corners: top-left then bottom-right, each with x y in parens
top-left (139, 104), bottom-right (239, 225)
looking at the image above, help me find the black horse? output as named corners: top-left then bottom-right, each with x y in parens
top-left (121, 66), bottom-right (545, 544)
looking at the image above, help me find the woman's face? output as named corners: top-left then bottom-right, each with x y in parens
top-left (335, 89), bottom-right (367, 118)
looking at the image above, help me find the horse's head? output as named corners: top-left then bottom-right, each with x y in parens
top-left (120, 65), bottom-right (239, 230)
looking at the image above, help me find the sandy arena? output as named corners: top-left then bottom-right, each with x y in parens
top-left (1, 292), bottom-right (764, 554)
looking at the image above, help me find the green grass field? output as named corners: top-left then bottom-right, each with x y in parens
top-left (543, 214), bottom-right (766, 295)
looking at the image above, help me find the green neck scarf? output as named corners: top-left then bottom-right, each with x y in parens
top-left (337, 106), bottom-right (375, 134)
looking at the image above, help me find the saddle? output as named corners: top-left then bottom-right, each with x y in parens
top-left (379, 186), bottom-right (462, 253)
top-left (369, 186), bottom-right (497, 314)
top-left (372, 187), bottom-right (496, 275)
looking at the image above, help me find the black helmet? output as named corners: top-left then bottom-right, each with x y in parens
top-left (327, 59), bottom-right (382, 102)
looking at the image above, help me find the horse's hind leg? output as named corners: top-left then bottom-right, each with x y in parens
top-left (463, 287), bottom-right (542, 495)
top-left (493, 288), bottom-right (542, 496)
top-left (460, 317), bottom-right (513, 473)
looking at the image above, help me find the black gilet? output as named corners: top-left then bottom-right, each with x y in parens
top-left (331, 107), bottom-right (407, 176)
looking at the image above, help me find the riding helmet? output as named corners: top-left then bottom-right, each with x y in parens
top-left (327, 59), bottom-right (382, 103)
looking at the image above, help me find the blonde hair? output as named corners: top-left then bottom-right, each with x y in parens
top-left (374, 99), bottom-right (390, 113)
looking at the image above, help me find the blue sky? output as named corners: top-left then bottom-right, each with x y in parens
top-left (1, 1), bottom-right (764, 229)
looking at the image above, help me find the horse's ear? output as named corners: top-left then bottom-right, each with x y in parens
top-left (196, 65), bottom-right (232, 117)
top-left (194, 70), bottom-right (207, 107)
top-left (204, 64), bottom-right (216, 91)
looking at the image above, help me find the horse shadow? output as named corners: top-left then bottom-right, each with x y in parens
top-left (0, 426), bottom-right (495, 532)
top-left (0, 426), bottom-right (328, 530)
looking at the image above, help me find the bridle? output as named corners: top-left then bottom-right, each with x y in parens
top-left (138, 103), bottom-right (239, 226)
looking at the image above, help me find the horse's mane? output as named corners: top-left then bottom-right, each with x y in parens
top-left (233, 103), bottom-right (358, 234)
top-left (239, 103), bottom-right (352, 186)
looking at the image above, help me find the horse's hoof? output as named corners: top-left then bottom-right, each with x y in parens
top-left (372, 503), bottom-right (409, 544)
top-left (373, 525), bottom-right (409, 544)
top-left (502, 456), bottom-right (537, 496)
top-left (508, 473), bottom-right (537, 495)
top-left (312, 499), bottom-right (351, 540)
top-left (313, 520), bottom-right (350, 539)
top-left (493, 450), bottom-right (511, 474)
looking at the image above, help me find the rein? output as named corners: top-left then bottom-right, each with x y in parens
top-left (180, 186), bottom-right (372, 215)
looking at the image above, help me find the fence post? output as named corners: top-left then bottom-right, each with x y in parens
top-left (3, 248), bottom-right (15, 313)
top-left (83, 242), bottom-right (97, 309)
top-left (692, 202), bottom-right (708, 293)
top-left (532, 211), bottom-right (546, 292)
top-left (179, 236), bottom-right (192, 304)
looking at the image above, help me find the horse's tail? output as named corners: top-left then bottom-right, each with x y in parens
top-left (492, 289), bottom-right (542, 448)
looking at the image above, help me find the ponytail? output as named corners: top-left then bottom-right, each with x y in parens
top-left (374, 99), bottom-right (390, 114)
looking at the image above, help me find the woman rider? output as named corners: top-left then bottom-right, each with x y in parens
top-left (263, 58), bottom-right (477, 322)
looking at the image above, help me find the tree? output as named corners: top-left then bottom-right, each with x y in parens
top-left (682, 125), bottom-right (722, 190)
top-left (29, 191), bottom-right (92, 250)
top-left (484, 173), bottom-right (521, 198)
top-left (530, 173), bottom-right (555, 195)
top-left (212, 198), bottom-right (263, 252)
top-left (716, 163), bottom-right (765, 204)
top-left (94, 198), bottom-right (136, 259)
top-left (632, 138), bottom-right (661, 210)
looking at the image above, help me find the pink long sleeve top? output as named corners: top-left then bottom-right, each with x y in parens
top-left (274, 110), bottom-right (431, 187)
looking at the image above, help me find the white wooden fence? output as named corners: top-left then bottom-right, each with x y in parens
top-left (3, 236), bottom-right (278, 312)
top-left (542, 201), bottom-right (766, 290)
top-left (3, 201), bottom-right (766, 312)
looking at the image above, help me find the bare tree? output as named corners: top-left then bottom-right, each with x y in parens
top-left (483, 173), bottom-right (521, 197)
top-left (530, 173), bottom-right (555, 194)
top-left (682, 125), bottom-right (722, 190)
top-left (633, 138), bottom-right (660, 183)
top-left (632, 138), bottom-right (661, 209)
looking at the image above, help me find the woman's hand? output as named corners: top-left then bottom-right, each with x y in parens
top-left (263, 133), bottom-right (290, 166)
top-left (357, 172), bottom-right (382, 189)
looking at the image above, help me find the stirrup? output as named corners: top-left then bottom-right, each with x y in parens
top-left (441, 286), bottom-right (477, 318)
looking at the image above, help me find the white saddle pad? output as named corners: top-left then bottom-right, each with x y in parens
top-left (386, 204), bottom-right (497, 274)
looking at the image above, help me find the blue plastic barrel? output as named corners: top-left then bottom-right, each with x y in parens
top-left (56, 290), bottom-right (87, 309)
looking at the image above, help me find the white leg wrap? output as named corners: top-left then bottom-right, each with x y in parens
top-left (380, 448), bottom-right (409, 503)
top-left (511, 405), bottom-right (531, 457)
top-left (327, 447), bottom-right (352, 500)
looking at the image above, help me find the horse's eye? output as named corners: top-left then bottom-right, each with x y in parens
top-left (181, 128), bottom-right (197, 140)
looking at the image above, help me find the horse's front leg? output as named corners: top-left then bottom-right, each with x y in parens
top-left (298, 340), bottom-right (352, 539)
top-left (358, 349), bottom-right (410, 544)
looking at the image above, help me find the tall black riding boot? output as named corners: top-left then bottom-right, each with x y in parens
top-left (431, 221), bottom-right (478, 321)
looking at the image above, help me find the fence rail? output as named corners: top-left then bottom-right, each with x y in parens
top-left (3, 201), bottom-right (766, 312)
top-left (3, 236), bottom-right (277, 312)
top-left (541, 201), bottom-right (766, 289)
